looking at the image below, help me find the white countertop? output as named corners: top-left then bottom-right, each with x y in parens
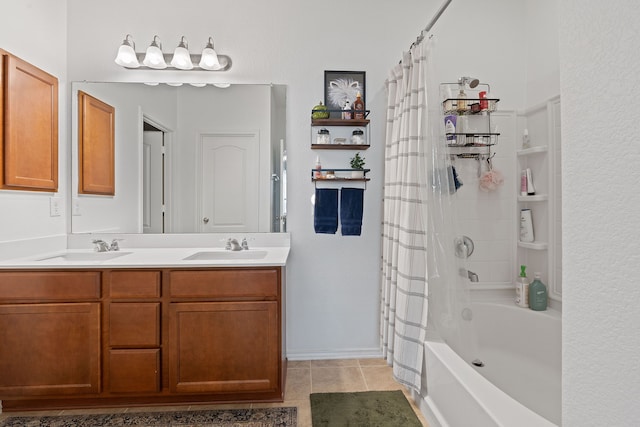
top-left (0, 233), bottom-right (290, 269)
top-left (0, 247), bottom-right (290, 269)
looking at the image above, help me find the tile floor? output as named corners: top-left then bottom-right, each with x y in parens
top-left (0, 358), bottom-right (428, 426)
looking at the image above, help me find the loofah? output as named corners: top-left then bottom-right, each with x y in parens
top-left (479, 169), bottom-right (504, 192)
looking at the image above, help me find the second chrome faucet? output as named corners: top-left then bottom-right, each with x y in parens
top-left (226, 238), bottom-right (249, 251)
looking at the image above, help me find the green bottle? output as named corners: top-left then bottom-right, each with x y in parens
top-left (528, 272), bottom-right (548, 311)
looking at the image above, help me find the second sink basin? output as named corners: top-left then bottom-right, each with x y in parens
top-left (183, 250), bottom-right (268, 261)
top-left (37, 252), bottom-right (133, 262)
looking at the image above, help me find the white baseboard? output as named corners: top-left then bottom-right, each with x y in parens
top-left (286, 348), bottom-right (382, 361)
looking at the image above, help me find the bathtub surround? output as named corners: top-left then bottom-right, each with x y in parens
top-left (422, 301), bottom-right (560, 426)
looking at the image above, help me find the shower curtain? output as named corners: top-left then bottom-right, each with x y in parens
top-left (381, 39), bottom-right (477, 392)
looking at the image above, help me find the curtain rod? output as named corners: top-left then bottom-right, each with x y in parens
top-left (412, 0), bottom-right (453, 47)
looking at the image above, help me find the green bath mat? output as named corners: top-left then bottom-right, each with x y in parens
top-left (310, 390), bottom-right (423, 426)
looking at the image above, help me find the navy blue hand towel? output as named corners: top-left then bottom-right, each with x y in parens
top-left (314, 188), bottom-right (339, 234)
top-left (340, 187), bottom-right (364, 236)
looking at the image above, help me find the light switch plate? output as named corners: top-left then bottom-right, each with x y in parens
top-left (72, 198), bottom-right (81, 216)
top-left (49, 197), bottom-right (61, 217)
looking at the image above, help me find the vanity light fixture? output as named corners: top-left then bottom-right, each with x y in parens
top-left (114, 34), bottom-right (232, 71)
top-left (171, 36), bottom-right (194, 70)
top-left (199, 37), bottom-right (221, 70)
top-left (114, 34), bottom-right (140, 68)
top-left (142, 35), bottom-right (167, 69)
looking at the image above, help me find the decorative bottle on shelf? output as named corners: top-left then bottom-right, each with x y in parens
top-left (314, 156), bottom-right (322, 179)
top-left (515, 265), bottom-right (530, 308)
top-left (353, 91), bottom-right (365, 120)
top-left (316, 128), bottom-right (330, 145)
top-left (342, 100), bottom-right (352, 120)
top-left (528, 272), bottom-right (548, 311)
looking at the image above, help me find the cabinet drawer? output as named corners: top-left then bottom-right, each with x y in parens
top-left (0, 271), bottom-right (101, 301)
top-left (109, 349), bottom-right (160, 393)
top-left (110, 303), bottom-right (160, 347)
top-left (169, 269), bottom-right (279, 299)
top-left (109, 271), bottom-right (160, 299)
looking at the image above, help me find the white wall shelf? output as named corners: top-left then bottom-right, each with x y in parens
top-left (517, 145), bottom-right (548, 156)
top-left (518, 194), bottom-right (548, 202)
top-left (515, 96), bottom-right (561, 303)
top-left (518, 241), bottom-right (548, 250)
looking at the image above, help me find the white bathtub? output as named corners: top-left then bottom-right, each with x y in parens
top-left (419, 301), bottom-right (561, 427)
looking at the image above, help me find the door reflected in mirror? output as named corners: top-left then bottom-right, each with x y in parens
top-left (70, 82), bottom-right (286, 234)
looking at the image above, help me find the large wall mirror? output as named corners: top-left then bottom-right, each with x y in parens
top-left (70, 82), bottom-right (287, 234)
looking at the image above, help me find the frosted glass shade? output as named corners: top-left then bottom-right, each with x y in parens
top-left (171, 46), bottom-right (193, 70)
top-left (114, 44), bottom-right (139, 68)
top-left (143, 45), bottom-right (167, 69)
top-left (199, 47), bottom-right (221, 70)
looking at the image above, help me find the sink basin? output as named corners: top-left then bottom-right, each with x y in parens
top-left (37, 252), bottom-right (133, 262)
top-left (183, 250), bottom-right (268, 261)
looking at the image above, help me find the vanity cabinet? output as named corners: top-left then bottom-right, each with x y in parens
top-left (0, 49), bottom-right (59, 191)
top-left (0, 266), bottom-right (285, 411)
top-left (0, 271), bottom-right (101, 396)
top-left (168, 269), bottom-right (281, 394)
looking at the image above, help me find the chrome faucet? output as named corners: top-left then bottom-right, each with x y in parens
top-left (109, 239), bottom-right (123, 251)
top-left (93, 239), bottom-right (122, 252)
top-left (226, 238), bottom-right (243, 251)
top-left (92, 239), bottom-right (110, 252)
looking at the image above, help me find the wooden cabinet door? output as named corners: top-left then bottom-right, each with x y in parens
top-left (1, 51), bottom-right (58, 191)
top-left (169, 301), bottom-right (279, 394)
top-left (0, 303), bottom-right (101, 396)
top-left (109, 349), bottom-right (160, 393)
top-left (78, 91), bottom-right (115, 195)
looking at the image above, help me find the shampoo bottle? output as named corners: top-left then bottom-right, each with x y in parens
top-left (515, 265), bottom-right (529, 308)
top-left (528, 272), bottom-right (548, 311)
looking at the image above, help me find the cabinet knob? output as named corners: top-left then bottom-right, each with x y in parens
top-left (203, 217), bottom-right (209, 224)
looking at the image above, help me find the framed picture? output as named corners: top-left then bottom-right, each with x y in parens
top-left (324, 70), bottom-right (366, 118)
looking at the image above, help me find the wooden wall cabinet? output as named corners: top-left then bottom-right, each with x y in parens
top-left (78, 91), bottom-right (115, 195)
top-left (0, 49), bottom-right (58, 191)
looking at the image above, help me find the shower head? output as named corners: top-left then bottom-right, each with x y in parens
top-left (458, 76), bottom-right (480, 88)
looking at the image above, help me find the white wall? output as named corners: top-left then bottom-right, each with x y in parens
top-left (0, 0), bottom-right (68, 243)
top-left (559, 1), bottom-right (640, 425)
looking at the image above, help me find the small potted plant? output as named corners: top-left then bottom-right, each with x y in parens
top-left (350, 152), bottom-right (366, 178)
